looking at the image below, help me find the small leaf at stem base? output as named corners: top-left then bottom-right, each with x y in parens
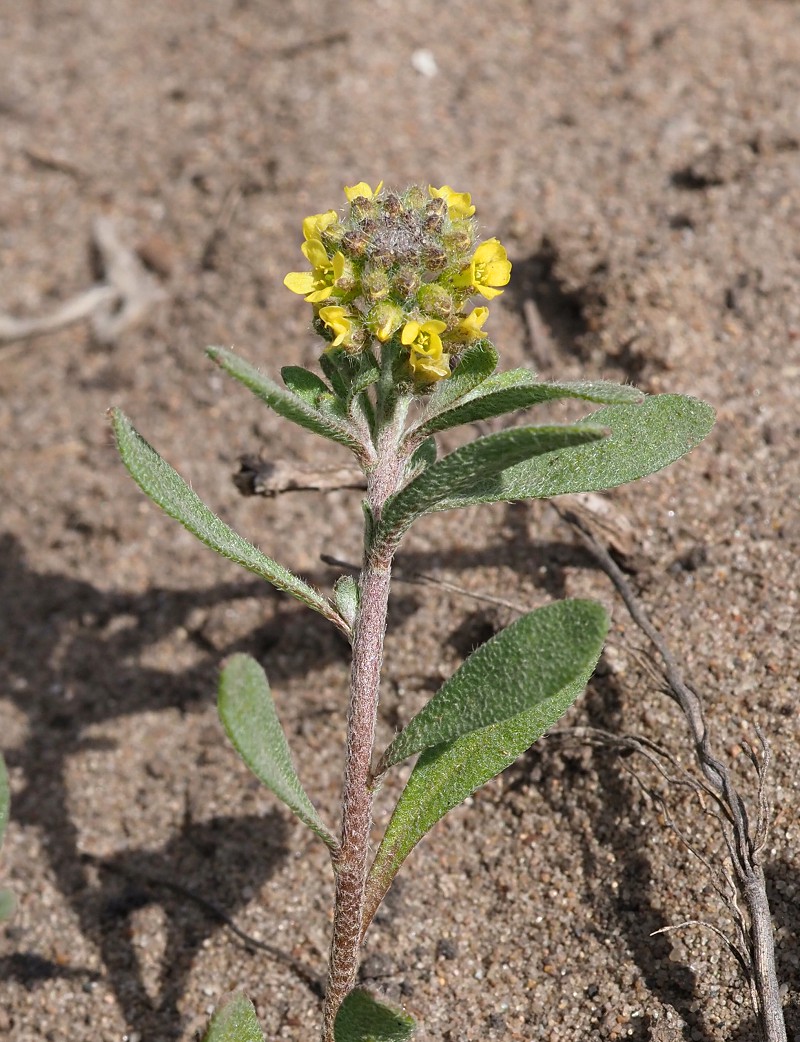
top-left (201, 991), bottom-right (265, 1042)
top-left (334, 988), bottom-right (415, 1042)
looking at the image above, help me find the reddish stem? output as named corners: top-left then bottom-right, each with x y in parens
top-left (321, 433), bottom-right (404, 1041)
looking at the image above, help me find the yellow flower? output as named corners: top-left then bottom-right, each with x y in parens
top-left (284, 238), bottom-right (346, 303)
top-left (453, 238), bottom-right (512, 300)
top-left (318, 305), bottom-right (352, 348)
top-left (453, 306), bottom-right (489, 342)
top-left (428, 184), bottom-right (476, 219)
top-left (344, 180), bottom-right (384, 202)
top-left (302, 210), bottom-right (338, 241)
top-left (402, 319), bottom-right (451, 382)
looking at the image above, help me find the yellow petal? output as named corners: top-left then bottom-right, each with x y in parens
top-left (428, 185), bottom-right (475, 218)
top-left (410, 350), bottom-right (451, 381)
top-left (420, 319), bottom-right (448, 335)
top-left (401, 321), bottom-right (421, 345)
top-left (474, 284), bottom-right (505, 301)
top-left (344, 180), bottom-right (383, 202)
top-left (283, 271), bottom-right (316, 295)
top-left (302, 238), bottom-right (330, 267)
top-left (302, 210), bottom-right (338, 241)
top-left (305, 286), bottom-right (336, 303)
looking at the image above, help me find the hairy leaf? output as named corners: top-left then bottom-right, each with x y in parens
top-left (219, 654), bottom-right (338, 851)
top-left (332, 574), bottom-right (359, 630)
top-left (334, 989), bottom-right (415, 1042)
top-left (404, 436), bottom-right (437, 481)
top-left (379, 424), bottom-right (608, 544)
top-left (208, 346), bottom-right (363, 453)
top-left (363, 663), bottom-right (602, 932)
top-left (429, 394), bottom-right (714, 511)
top-left (281, 365), bottom-right (333, 405)
top-left (347, 354), bottom-right (381, 403)
top-left (320, 351), bottom-right (350, 399)
top-left (414, 379), bottom-right (643, 438)
top-left (111, 410), bottom-right (348, 634)
top-left (202, 992), bottom-right (264, 1042)
top-left (378, 600), bottom-right (607, 773)
top-left (424, 339), bottom-right (498, 413)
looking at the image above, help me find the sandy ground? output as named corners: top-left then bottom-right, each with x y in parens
top-left (1, 2), bottom-right (799, 1040)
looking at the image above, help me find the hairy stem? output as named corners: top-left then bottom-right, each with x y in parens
top-left (321, 430), bottom-right (405, 1041)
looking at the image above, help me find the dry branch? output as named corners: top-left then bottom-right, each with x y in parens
top-left (554, 501), bottom-right (787, 1042)
top-left (0, 216), bottom-right (166, 347)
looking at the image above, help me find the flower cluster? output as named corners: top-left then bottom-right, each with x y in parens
top-left (284, 183), bottom-right (511, 386)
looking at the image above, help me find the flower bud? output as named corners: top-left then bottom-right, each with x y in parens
top-left (367, 302), bottom-right (404, 342)
top-left (393, 266), bottom-right (421, 299)
top-left (403, 185), bottom-right (427, 210)
top-left (341, 228), bottom-right (370, 257)
top-left (417, 283), bottom-right (455, 322)
top-left (421, 243), bottom-right (448, 273)
top-left (362, 265), bottom-right (390, 301)
top-left (383, 192), bottom-right (403, 217)
top-left (443, 229), bottom-right (473, 256)
top-left (423, 210), bottom-right (445, 234)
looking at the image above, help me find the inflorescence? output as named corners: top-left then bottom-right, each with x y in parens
top-left (284, 182), bottom-right (511, 389)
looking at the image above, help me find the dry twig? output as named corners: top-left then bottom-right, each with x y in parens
top-left (554, 501), bottom-right (786, 1042)
top-left (0, 216), bottom-right (166, 347)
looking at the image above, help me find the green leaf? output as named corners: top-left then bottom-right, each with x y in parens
top-left (424, 339), bottom-right (498, 413)
top-left (377, 600), bottom-right (608, 773)
top-left (379, 424), bottom-right (608, 544)
top-left (404, 436), bottom-right (436, 481)
top-left (334, 989), bottom-right (415, 1042)
top-left (363, 659), bottom-right (604, 933)
top-left (0, 890), bottom-right (15, 922)
top-left (320, 351), bottom-right (350, 399)
top-left (219, 654), bottom-right (338, 852)
top-left (347, 354), bottom-right (381, 403)
top-left (0, 752), bottom-right (8, 847)
top-left (202, 991), bottom-right (265, 1042)
top-left (333, 574), bottom-right (359, 630)
top-left (281, 365), bottom-right (333, 406)
top-left (111, 410), bottom-right (349, 635)
top-left (431, 394), bottom-right (715, 511)
top-left (413, 378), bottom-right (643, 438)
top-left (208, 346), bottom-right (363, 454)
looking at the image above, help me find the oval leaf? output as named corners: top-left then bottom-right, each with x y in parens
top-left (377, 600), bottom-right (608, 773)
top-left (202, 991), bottom-right (265, 1042)
top-left (334, 988), bottom-right (415, 1042)
top-left (363, 661), bottom-right (604, 933)
top-left (379, 424), bottom-right (608, 544)
top-left (218, 654), bottom-right (338, 852)
top-left (111, 409), bottom-right (349, 636)
top-left (431, 394), bottom-right (715, 512)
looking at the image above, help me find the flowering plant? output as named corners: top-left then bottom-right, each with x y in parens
top-left (111, 182), bottom-right (714, 1042)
